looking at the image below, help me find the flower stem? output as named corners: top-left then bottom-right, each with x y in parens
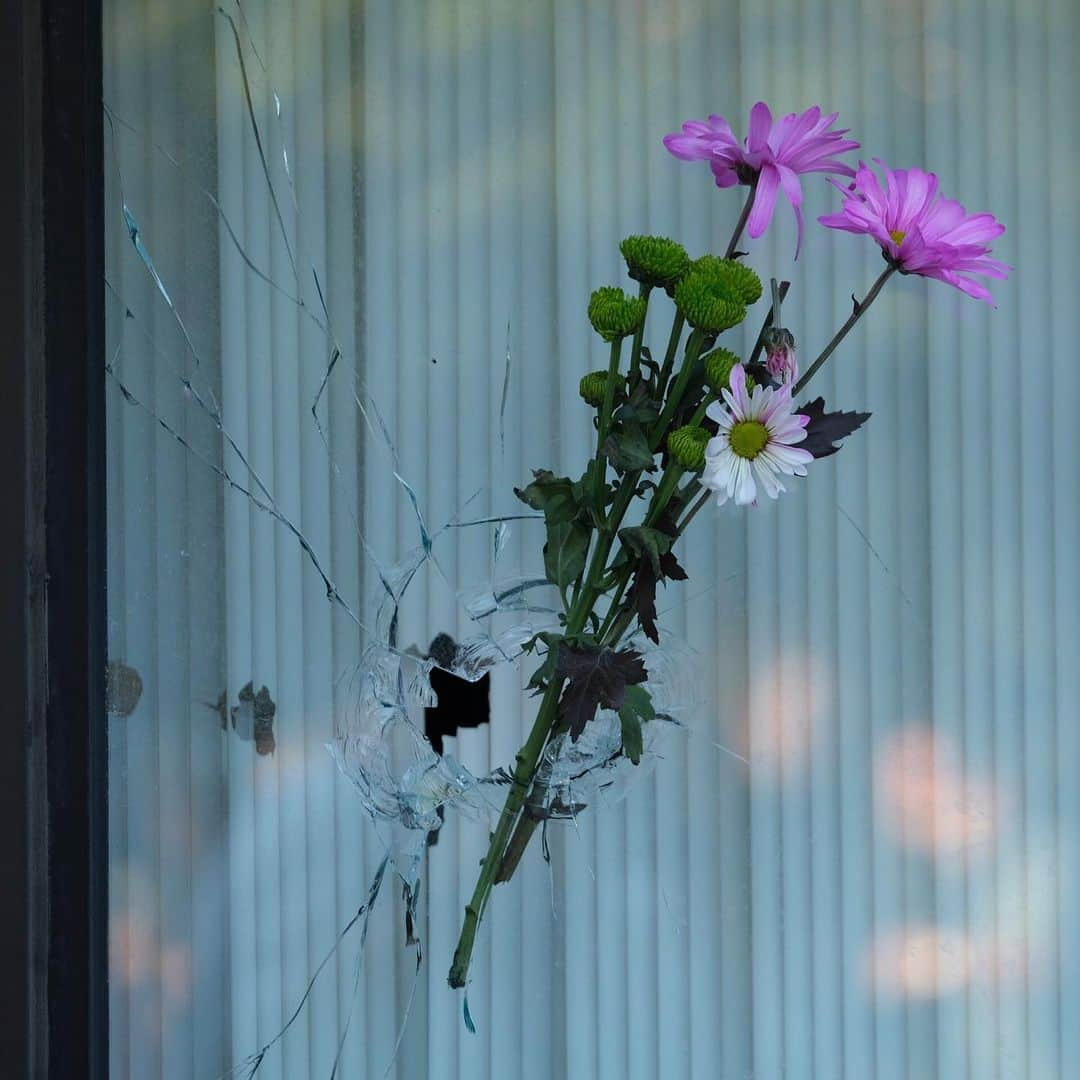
top-left (655, 310), bottom-right (685, 401)
top-left (593, 337), bottom-right (624, 513)
top-left (748, 280), bottom-right (790, 366)
top-left (687, 393), bottom-right (716, 429)
top-left (793, 265), bottom-right (897, 396)
top-left (628, 283), bottom-right (651, 379)
top-left (676, 488), bottom-right (711, 536)
top-left (724, 179), bottom-right (759, 260)
top-left (448, 672), bottom-right (564, 988)
top-left (650, 329), bottom-right (705, 451)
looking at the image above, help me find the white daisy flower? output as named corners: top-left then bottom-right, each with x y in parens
top-left (702, 364), bottom-right (813, 506)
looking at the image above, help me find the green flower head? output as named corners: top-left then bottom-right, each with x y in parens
top-left (690, 256), bottom-right (763, 306)
top-left (588, 286), bottom-right (647, 342)
top-left (619, 235), bottom-right (691, 290)
top-left (673, 271), bottom-right (746, 334)
top-left (579, 369), bottom-right (614, 408)
top-left (702, 347), bottom-right (742, 393)
top-left (667, 425), bottom-right (711, 471)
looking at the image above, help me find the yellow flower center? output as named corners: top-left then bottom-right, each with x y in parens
top-left (729, 420), bottom-right (769, 460)
top-left (889, 228), bottom-right (907, 246)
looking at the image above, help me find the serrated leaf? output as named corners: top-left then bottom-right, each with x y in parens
top-left (543, 520), bottom-right (589, 590)
top-left (556, 645), bottom-right (648, 740)
top-left (601, 424), bottom-right (656, 472)
top-left (618, 525), bottom-right (673, 577)
top-left (626, 547), bottom-right (687, 644)
top-left (514, 469), bottom-right (580, 524)
top-left (798, 397), bottom-right (871, 459)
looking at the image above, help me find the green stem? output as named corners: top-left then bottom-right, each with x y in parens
top-left (748, 280), bottom-right (790, 367)
top-left (592, 337), bottom-right (624, 515)
top-left (686, 393), bottom-right (716, 430)
top-left (650, 329), bottom-right (705, 451)
top-left (793, 265), bottom-right (897, 396)
top-left (655, 311), bottom-right (685, 401)
top-left (448, 672), bottom-right (564, 987)
top-left (724, 179), bottom-right (758, 260)
top-left (628, 283), bottom-right (651, 380)
top-left (676, 488), bottom-right (711, 536)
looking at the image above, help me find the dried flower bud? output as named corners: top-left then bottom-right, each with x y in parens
top-left (668, 425), bottom-right (711, 470)
top-left (763, 327), bottom-right (798, 383)
top-left (619, 235), bottom-right (691, 290)
top-left (579, 369), bottom-right (614, 407)
top-left (702, 347), bottom-right (742, 393)
top-left (588, 286), bottom-right (647, 342)
top-left (690, 256), bottom-right (763, 306)
top-left (673, 271), bottom-right (746, 334)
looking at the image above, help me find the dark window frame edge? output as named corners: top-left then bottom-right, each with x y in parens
top-left (3, 0), bottom-right (108, 1075)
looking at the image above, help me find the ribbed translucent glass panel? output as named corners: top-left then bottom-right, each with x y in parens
top-left (103, 1), bottom-right (1079, 1077)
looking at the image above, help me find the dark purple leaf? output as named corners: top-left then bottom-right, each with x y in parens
top-left (556, 644), bottom-right (648, 740)
top-left (798, 397), bottom-right (871, 459)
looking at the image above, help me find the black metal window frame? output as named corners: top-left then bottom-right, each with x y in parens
top-left (1, 0), bottom-right (108, 1077)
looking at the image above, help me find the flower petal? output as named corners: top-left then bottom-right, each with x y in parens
top-left (747, 164), bottom-right (781, 239)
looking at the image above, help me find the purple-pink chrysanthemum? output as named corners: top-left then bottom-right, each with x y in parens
top-left (664, 103), bottom-right (859, 258)
top-left (818, 159), bottom-right (1010, 305)
top-left (702, 365), bottom-right (813, 506)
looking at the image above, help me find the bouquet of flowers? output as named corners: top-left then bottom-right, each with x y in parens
top-left (447, 101), bottom-right (1008, 989)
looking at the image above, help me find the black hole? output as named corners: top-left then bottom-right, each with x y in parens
top-left (423, 634), bottom-right (491, 846)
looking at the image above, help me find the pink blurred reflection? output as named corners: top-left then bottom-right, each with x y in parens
top-left (875, 726), bottom-right (997, 856)
top-left (745, 650), bottom-right (834, 778)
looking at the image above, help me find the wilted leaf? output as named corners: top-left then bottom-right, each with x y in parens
top-left (618, 525), bottom-right (673, 577)
top-left (514, 469), bottom-right (580, 524)
top-left (601, 424), bottom-right (656, 472)
top-left (798, 397), bottom-right (871, 459)
top-left (556, 644), bottom-right (648, 739)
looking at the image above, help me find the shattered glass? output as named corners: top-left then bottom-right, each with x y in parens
top-left (103, 5), bottom-right (717, 1071)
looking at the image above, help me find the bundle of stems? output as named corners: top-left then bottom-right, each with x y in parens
top-left (447, 193), bottom-right (895, 990)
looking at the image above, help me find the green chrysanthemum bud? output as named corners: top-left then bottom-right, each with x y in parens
top-left (619, 235), bottom-right (691, 290)
top-left (673, 271), bottom-right (746, 334)
top-left (702, 347), bottom-right (742, 393)
top-left (579, 369), bottom-right (613, 407)
top-left (668, 425), bottom-right (711, 471)
top-left (691, 256), bottom-right (763, 306)
top-left (588, 286), bottom-right (647, 343)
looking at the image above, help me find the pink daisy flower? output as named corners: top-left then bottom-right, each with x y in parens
top-left (818, 159), bottom-right (1010, 305)
top-left (664, 103), bottom-right (859, 258)
top-left (702, 365), bottom-right (813, 506)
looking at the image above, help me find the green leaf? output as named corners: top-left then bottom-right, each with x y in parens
top-left (572, 459), bottom-right (609, 515)
top-left (618, 684), bottom-right (655, 764)
top-left (526, 634), bottom-right (563, 694)
top-left (601, 425), bottom-right (656, 472)
top-left (543, 521), bottom-right (589, 590)
top-left (514, 469), bottom-right (580, 525)
top-left (621, 683), bottom-right (656, 723)
top-left (618, 525), bottom-right (673, 577)
top-left (619, 710), bottom-right (643, 765)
